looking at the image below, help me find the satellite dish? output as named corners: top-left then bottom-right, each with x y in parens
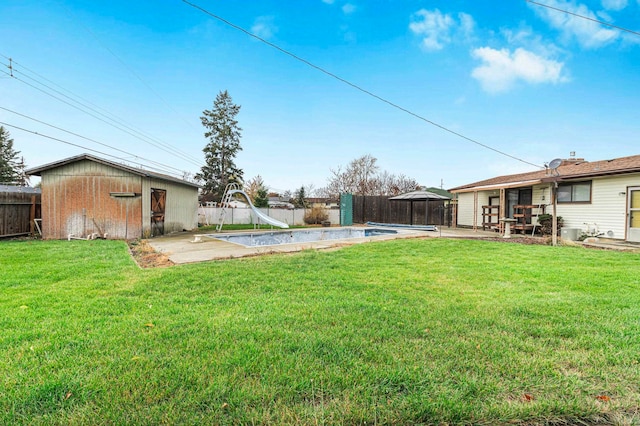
top-left (548, 158), bottom-right (562, 170)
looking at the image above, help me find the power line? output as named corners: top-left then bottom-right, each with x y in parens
top-left (59, 3), bottom-right (201, 133)
top-left (0, 106), bottom-right (188, 175)
top-left (0, 121), bottom-right (188, 179)
top-left (181, 0), bottom-right (543, 170)
top-left (0, 54), bottom-right (203, 166)
top-left (0, 63), bottom-right (202, 167)
top-left (526, 0), bottom-right (640, 37)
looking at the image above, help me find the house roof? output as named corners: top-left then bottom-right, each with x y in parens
top-left (26, 154), bottom-right (200, 189)
top-left (449, 154), bottom-right (640, 193)
top-left (389, 190), bottom-right (450, 200)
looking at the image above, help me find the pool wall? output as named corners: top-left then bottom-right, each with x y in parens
top-left (210, 227), bottom-right (397, 247)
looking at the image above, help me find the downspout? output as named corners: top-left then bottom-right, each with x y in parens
top-left (499, 188), bottom-right (506, 234)
top-left (473, 191), bottom-right (478, 231)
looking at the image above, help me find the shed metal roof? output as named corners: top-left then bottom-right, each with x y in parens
top-left (26, 154), bottom-right (200, 189)
top-left (389, 190), bottom-right (450, 200)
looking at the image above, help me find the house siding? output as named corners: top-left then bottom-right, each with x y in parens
top-left (557, 174), bottom-right (640, 240)
top-left (457, 191), bottom-right (490, 227)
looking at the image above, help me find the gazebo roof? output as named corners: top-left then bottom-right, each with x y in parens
top-left (389, 190), bottom-right (450, 201)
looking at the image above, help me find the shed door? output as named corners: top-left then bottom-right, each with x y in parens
top-left (627, 187), bottom-right (640, 243)
top-left (151, 188), bottom-right (166, 237)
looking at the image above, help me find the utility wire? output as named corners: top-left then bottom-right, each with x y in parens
top-left (0, 121), bottom-right (187, 178)
top-left (0, 65), bottom-right (202, 168)
top-left (0, 106), bottom-right (188, 175)
top-left (182, 0), bottom-right (543, 170)
top-left (525, 0), bottom-right (640, 37)
top-left (0, 54), bottom-right (203, 166)
top-left (59, 3), bottom-right (201, 132)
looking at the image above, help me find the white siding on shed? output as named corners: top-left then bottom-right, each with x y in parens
top-left (142, 178), bottom-right (198, 237)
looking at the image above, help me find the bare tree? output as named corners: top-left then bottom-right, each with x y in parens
top-left (393, 173), bottom-right (420, 194)
top-left (244, 175), bottom-right (265, 202)
top-left (323, 154), bottom-right (419, 197)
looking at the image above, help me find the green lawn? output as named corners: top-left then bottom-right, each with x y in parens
top-left (1, 238), bottom-right (639, 425)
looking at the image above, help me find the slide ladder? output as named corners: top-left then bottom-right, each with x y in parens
top-left (216, 183), bottom-right (290, 231)
top-left (216, 183), bottom-right (241, 232)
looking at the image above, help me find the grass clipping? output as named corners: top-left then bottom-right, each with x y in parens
top-left (128, 239), bottom-right (173, 268)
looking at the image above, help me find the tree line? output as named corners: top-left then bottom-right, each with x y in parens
top-left (197, 91), bottom-right (422, 205)
top-left (2, 90), bottom-right (423, 200)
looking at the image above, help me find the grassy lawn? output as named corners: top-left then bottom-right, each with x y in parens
top-left (1, 238), bottom-right (639, 425)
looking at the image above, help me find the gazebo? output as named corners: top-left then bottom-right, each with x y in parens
top-left (388, 190), bottom-right (451, 226)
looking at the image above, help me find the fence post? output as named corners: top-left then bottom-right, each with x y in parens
top-left (30, 195), bottom-right (36, 235)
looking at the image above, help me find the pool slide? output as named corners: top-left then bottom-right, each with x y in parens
top-left (226, 189), bottom-right (289, 229)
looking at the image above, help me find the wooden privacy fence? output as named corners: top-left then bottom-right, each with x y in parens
top-left (0, 188), bottom-right (41, 237)
top-left (352, 195), bottom-right (452, 226)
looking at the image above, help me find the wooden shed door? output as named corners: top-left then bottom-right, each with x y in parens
top-left (151, 188), bottom-right (166, 237)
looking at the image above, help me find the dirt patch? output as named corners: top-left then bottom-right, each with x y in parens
top-left (473, 236), bottom-right (550, 245)
top-left (128, 239), bottom-right (174, 268)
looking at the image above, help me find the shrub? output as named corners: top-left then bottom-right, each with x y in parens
top-left (304, 206), bottom-right (329, 225)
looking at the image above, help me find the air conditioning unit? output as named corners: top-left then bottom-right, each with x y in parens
top-left (561, 227), bottom-right (581, 241)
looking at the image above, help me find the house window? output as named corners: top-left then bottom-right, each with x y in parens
top-left (557, 181), bottom-right (591, 203)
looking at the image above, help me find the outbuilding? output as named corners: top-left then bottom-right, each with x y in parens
top-left (26, 154), bottom-right (200, 240)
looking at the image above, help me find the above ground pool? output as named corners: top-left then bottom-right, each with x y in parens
top-left (210, 227), bottom-right (397, 247)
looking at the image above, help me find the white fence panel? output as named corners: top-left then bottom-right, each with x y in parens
top-left (198, 207), bottom-right (339, 227)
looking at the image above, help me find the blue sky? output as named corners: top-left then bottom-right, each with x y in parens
top-left (1, 0), bottom-right (638, 193)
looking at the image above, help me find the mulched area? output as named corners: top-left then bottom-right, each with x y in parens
top-left (128, 239), bottom-right (174, 268)
top-left (467, 236), bottom-right (551, 245)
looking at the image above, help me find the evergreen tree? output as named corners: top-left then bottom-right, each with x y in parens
top-left (254, 187), bottom-right (269, 208)
top-left (0, 126), bottom-right (22, 185)
top-left (196, 91), bottom-right (244, 201)
top-left (292, 186), bottom-right (308, 209)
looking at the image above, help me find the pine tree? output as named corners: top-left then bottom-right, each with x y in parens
top-left (293, 186), bottom-right (308, 209)
top-left (196, 91), bottom-right (244, 201)
top-left (0, 126), bottom-right (22, 185)
top-left (254, 187), bottom-right (269, 208)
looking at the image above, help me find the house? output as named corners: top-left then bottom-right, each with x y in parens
top-left (306, 197), bottom-right (340, 209)
top-left (268, 196), bottom-right (294, 209)
top-left (449, 155), bottom-right (640, 242)
top-left (26, 154), bottom-right (200, 240)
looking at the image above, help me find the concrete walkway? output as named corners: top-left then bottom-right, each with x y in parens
top-left (145, 226), bottom-right (638, 265)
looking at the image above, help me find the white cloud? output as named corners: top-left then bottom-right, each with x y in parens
top-left (532, 0), bottom-right (619, 48)
top-left (342, 3), bottom-right (356, 14)
top-left (602, 0), bottom-right (627, 10)
top-left (322, 0), bottom-right (335, 4)
top-left (251, 16), bottom-right (277, 40)
top-left (471, 47), bottom-right (566, 93)
top-left (409, 9), bottom-right (475, 51)
top-left (458, 12), bottom-right (475, 37)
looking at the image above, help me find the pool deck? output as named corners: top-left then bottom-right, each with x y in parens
top-left (145, 226), bottom-right (640, 265)
top-left (145, 226), bottom-right (493, 264)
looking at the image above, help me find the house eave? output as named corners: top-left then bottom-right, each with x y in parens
top-left (450, 179), bottom-right (543, 194)
top-left (540, 168), bottom-right (640, 183)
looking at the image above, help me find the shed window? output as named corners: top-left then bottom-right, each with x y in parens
top-left (557, 181), bottom-right (591, 203)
